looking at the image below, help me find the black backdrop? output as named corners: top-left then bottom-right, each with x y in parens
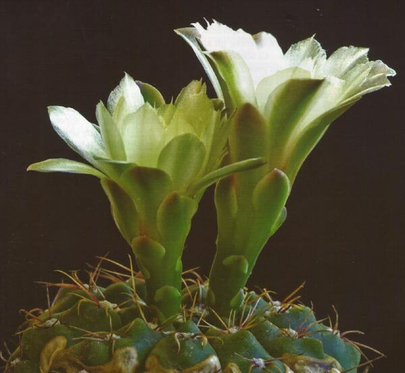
top-left (1, 0), bottom-right (404, 370)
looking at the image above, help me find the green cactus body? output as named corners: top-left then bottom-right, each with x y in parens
top-left (6, 268), bottom-right (362, 373)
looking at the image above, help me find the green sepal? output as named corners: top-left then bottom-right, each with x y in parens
top-left (131, 236), bottom-right (166, 270)
top-left (270, 207), bottom-right (287, 236)
top-left (227, 103), bottom-right (268, 198)
top-left (136, 80), bottom-right (166, 108)
top-left (100, 178), bottom-right (140, 244)
top-left (158, 133), bottom-right (206, 191)
top-left (256, 67), bottom-right (311, 111)
top-left (188, 157), bottom-right (266, 197)
top-left (229, 103), bottom-right (267, 163)
top-left (157, 192), bottom-right (197, 254)
top-left (154, 285), bottom-right (182, 320)
top-left (215, 175), bottom-right (238, 221)
top-left (229, 289), bottom-right (246, 310)
top-left (119, 166), bottom-right (172, 232)
top-left (207, 50), bottom-right (257, 109)
top-left (251, 169), bottom-right (290, 247)
top-left (131, 236), bottom-right (183, 318)
top-left (283, 98), bottom-right (361, 184)
top-left (95, 158), bottom-right (137, 181)
top-left (264, 78), bottom-right (324, 171)
top-left (214, 176), bottom-right (237, 248)
top-left (223, 255), bottom-right (249, 275)
top-left (27, 158), bottom-right (105, 179)
top-left (229, 168), bottom-right (289, 261)
top-left (174, 27), bottom-right (224, 101)
top-left (96, 100), bottom-right (126, 161)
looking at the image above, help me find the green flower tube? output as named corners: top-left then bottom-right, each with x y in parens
top-left (177, 21), bottom-right (396, 315)
top-left (28, 75), bottom-right (265, 319)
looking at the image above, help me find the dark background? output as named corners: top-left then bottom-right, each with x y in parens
top-left (1, 0), bottom-right (403, 370)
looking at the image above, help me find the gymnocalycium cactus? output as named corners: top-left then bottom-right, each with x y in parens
top-left (5, 20), bottom-right (394, 373)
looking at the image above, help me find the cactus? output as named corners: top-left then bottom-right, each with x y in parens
top-left (5, 259), bottom-right (365, 373)
top-left (4, 20), bottom-right (395, 372)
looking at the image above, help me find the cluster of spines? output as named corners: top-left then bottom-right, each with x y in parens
top-left (2, 258), bottom-right (383, 373)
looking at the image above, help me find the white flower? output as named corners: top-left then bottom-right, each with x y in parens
top-left (182, 21), bottom-right (395, 111)
top-left (176, 21), bottom-right (396, 182)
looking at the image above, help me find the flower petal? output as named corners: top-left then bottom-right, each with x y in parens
top-left (96, 101), bottom-right (126, 161)
top-left (256, 67), bottom-right (311, 111)
top-left (119, 166), bottom-right (173, 223)
top-left (207, 50), bottom-right (257, 108)
top-left (284, 36), bottom-right (326, 77)
top-left (136, 81), bottom-right (166, 108)
top-left (94, 158), bottom-right (137, 181)
top-left (107, 73), bottom-right (145, 130)
top-left (158, 133), bottom-right (206, 191)
top-left (263, 78), bottom-right (325, 169)
top-left (100, 178), bottom-right (141, 244)
top-left (122, 104), bottom-right (165, 167)
top-left (173, 80), bottom-right (217, 138)
top-left (48, 106), bottom-right (107, 167)
top-left (175, 27), bottom-right (224, 101)
top-left (28, 158), bottom-right (105, 178)
top-left (324, 46), bottom-right (369, 78)
top-left (283, 98), bottom-right (360, 184)
top-left (194, 21), bottom-right (284, 87)
top-left (342, 60), bottom-right (396, 102)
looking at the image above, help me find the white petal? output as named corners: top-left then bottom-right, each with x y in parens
top-left (194, 21), bottom-right (285, 87)
top-left (107, 73), bottom-right (144, 130)
top-left (253, 31), bottom-right (286, 77)
top-left (343, 60), bottom-right (396, 101)
top-left (324, 46), bottom-right (369, 78)
top-left (48, 106), bottom-right (107, 166)
top-left (285, 37), bottom-right (327, 77)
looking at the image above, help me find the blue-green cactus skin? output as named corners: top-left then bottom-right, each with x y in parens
top-left (6, 273), bottom-right (363, 373)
